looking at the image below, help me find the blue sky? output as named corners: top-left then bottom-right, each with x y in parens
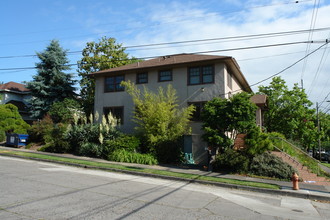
top-left (1, 0), bottom-right (330, 110)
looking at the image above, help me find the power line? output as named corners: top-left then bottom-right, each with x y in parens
top-left (1, 27), bottom-right (330, 59)
top-left (0, 39), bottom-right (320, 71)
top-left (222, 40), bottom-right (329, 96)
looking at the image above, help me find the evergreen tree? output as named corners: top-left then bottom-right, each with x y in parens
top-left (77, 37), bottom-right (139, 115)
top-left (27, 40), bottom-right (76, 119)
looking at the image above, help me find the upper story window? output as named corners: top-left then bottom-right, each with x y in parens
top-left (188, 65), bottom-right (214, 85)
top-left (136, 72), bottom-right (148, 84)
top-left (104, 75), bottom-right (125, 92)
top-left (159, 70), bottom-right (172, 82)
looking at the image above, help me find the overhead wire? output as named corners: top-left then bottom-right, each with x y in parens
top-left (1, 27), bottom-right (330, 59)
top-left (301, 0), bottom-right (320, 87)
top-left (0, 39), bottom-right (321, 71)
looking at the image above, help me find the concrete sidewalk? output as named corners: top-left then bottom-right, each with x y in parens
top-left (1, 145), bottom-right (329, 201)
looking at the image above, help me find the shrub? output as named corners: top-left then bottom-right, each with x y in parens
top-left (244, 127), bottom-right (273, 156)
top-left (28, 115), bottom-right (54, 144)
top-left (213, 148), bottom-right (250, 173)
top-left (0, 129), bottom-right (5, 142)
top-left (154, 139), bottom-right (184, 164)
top-left (0, 104), bottom-right (30, 134)
top-left (108, 149), bottom-right (158, 165)
top-left (250, 152), bottom-right (296, 180)
top-left (48, 98), bottom-right (82, 123)
top-left (103, 134), bottom-right (140, 155)
top-left (41, 123), bottom-right (70, 153)
top-left (78, 142), bottom-right (103, 158)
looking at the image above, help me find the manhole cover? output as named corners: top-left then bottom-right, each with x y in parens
top-left (292, 209), bottom-right (303, 213)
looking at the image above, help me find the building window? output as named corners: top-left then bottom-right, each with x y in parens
top-left (103, 106), bottom-right (124, 124)
top-left (227, 72), bottom-right (232, 89)
top-left (104, 75), bottom-right (125, 92)
top-left (188, 65), bottom-right (214, 85)
top-left (159, 70), bottom-right (172, 82)
top-left (136, 72), bottom-right (148, 84)
top-left (188, 102), bottom-right (206, 121)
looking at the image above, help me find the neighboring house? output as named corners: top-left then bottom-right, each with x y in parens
top-left (0, 81), bottom-right (33, 124)
top-left (92, 53), bottom-right (252, 164)
top-left (250, 94), bottom-right (268, 129)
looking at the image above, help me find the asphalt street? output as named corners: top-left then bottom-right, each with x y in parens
top-left (1, 155), bottom-right (330, 220)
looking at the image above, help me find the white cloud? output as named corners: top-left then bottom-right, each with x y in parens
top-left (118, 1), bottom-right (330, 105)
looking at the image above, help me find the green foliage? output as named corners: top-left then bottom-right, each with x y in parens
top-left (41, 123), bottom-right (70, 153)
top-left (104, 134), bottom-right (140, 155)
top-left (213, 148), bottom-right (250, 173)
top-left (0, 104), bottom-right (30, 134)
top-left (48, 98), bottom-right (82, 123)
top-left (269, 133), bottom-right (321, 175)
top-left (250, 152), bottom-right (296, 180)
top-left (0, 129), bottom-right (5, 142)
top-left (154, 139), bottom-right (184, 164)
top-left (202, 92), bottom-right (257, 150)
top-left (244, 127), bottom-right (273, 156)
top-left (258, 76), bottom-right (317, 150)
top-left (28, 115), bottom-right (54, 144)
top-left (26, 40), bottom-right (76, 119)
top-left (65, 112), bottom-right (120, 155)
top-left (108, 148), bottom-right (158, 165)
top-left (121, 81), bottom-right (194, 159)
top-left (77, 37), bottom-right (139, 115)
top-left (78, 142), bottom-right (103, 158)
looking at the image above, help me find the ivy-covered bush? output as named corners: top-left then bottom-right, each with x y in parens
top-left (250, 152), bottom-right (296, 180)
top-left (108, 148), bottom-right (158, 165)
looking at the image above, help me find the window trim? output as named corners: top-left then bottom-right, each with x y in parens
top-left (136, 72), bottom-right (148, 84)
top-left (104, 75), bottom-right (125, 93)
top-left (188, 101), bottom-right (207, 122)
top-left (103, 106), bottom-right (124, 124)
top-left (158, 69), bottom-right (173, 82)
top-left (187, 65), bottom-right (215, 85)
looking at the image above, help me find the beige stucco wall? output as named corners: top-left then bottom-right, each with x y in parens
top-left (94, 62), bottom-right (228, 134)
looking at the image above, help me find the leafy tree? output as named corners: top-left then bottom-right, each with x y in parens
top-left (48, 98), bottom-right (82, 123)
top-left (77, 37), bottom-right (138, 115)
top-left (0, 104), bottom-right (30, 134)
top-left (121, 81), bottom-right (195, 159)
top-left (26, 40), bottom-right (76, 119)
top-left (258, 76), bottom-right (318, 150)
top-left (202, 92), bottom-right (257, 151)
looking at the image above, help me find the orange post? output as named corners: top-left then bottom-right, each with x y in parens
top-left (292, 172), bottom-right (299, 190)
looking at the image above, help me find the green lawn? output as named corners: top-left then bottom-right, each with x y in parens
top-left (0, 149), bottom-right (279, 190)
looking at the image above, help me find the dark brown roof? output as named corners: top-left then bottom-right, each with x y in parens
top-left (0, 81), bottom-right (30, 92)
top-left (91, 53), bottom-right (252, 92)
top-left (92, 53), bottom-right (233, 75)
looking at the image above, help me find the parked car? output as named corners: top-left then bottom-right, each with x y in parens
top-left (314, 152), bottom-right (329, 162)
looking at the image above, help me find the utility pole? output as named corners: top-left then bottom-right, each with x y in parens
top-left (317, 102), bottom-right (321, 161)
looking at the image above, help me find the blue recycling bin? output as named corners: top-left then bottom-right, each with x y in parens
top-left (6, 133), bottom-right (29, 147)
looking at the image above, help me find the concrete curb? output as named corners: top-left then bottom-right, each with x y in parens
top-left (1, 152), bottom-right (330, 202)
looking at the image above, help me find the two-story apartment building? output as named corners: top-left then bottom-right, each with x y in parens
top-left (92, 53), bottom-right (252, 164)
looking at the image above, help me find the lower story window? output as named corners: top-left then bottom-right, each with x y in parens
top-left (188, 102), bottom-right (206, 121)
top-left (103, 106), bottom-right (124, 124)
